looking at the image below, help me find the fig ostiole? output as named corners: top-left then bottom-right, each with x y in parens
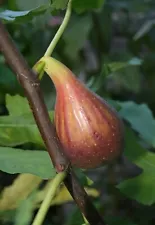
top-left (41, 56), bottom-right (124, 169)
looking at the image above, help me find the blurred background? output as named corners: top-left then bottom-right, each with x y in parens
top-left (0, 0), bottom-right (155, 225)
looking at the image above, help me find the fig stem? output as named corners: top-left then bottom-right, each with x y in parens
top-left (32, 171), bottom-right (66, 225)
top-left (32, 60), bottom-right (45, 79)
top-left (44, 0), bottom-right (72, 58)
top-left (32, 0), bottom-right (72, 79)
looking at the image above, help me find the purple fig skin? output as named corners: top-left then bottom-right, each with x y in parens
top-left (43, 57), bottom-right (124, 169)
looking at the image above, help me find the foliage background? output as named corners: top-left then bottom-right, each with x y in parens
top-left (0, 0), bottom-right (155, 224)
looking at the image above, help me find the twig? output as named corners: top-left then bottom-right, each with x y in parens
top-left (33, 0), bottom-right (72, 80)
top-left (0, 21), bottom-right (106, 225)
top-left (44, 0), bottom-right (72, 57)
top-left (32, 172), bottom-right (66, 225)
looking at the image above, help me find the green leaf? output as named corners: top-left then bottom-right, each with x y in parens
top-left (13, 0), bottom-right (49, 10)
top-left (0, 5), bottom-right (48, 23)
top-left (66, 208), bottom-right (84, 225)
top-left (102, 57), bottom-right (142, 78)
top-left (117, 128), bottom-right (155, 205)
top-left (74, 168), bottom-right (94, 186)
top-left (0, 111), bottom-right (54, 146)
top-left (119, 101), bottom-right (155, 147)
top-left (0, 210), bottom-right (16, 223)
top-left (0, 147), bottom-right (55, 179)
top-left (52, 0), bottom-right (68, 9)
top-left (118, 172), bottom-right (155, 205)
top-left (105, 216), bottom-right (137, 225)
top-left (0, 114), bottom-right (43, 146)
top-left (6, 94), bottom-right (31, 115)
top-left (124, 128), bottom-right (155, 172)
top-left (63, 15), bottom-right (93, 59)
top-left (0, 174), bottom-right (41, 210)
top-left (107, 57), bottom-right (142, 72)
top-left (73, 0), bottom-right (105, 13)
top-left (116, 66), bottom-right (141, 93)
top-left (134, 19), bottom-right (155, 40)
top-left (102, 58), bottom-right (142, 93)
top-left (0, 65), bottom-right (20, 93)
top-left (0, 95), bottom-right (54, 146)
top-left (15, 196), bottom-right (34, 225)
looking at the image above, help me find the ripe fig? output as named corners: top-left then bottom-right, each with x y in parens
top-left (41, 57), bottom-right (124, 169)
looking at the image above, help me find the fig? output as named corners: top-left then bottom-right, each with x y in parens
top-left (41, 57), bottom-right (124, 169)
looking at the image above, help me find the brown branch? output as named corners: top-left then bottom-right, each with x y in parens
top-left (0, 0), bottom-right (5, 6)
top-left (64, 168), bottom-right (105, 225)
top-left (0, 21), bottom-right (106, 225)
top-left (0, 22), bottom-right (69, 173)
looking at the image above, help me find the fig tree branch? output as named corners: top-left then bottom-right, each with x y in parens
top-left (0, 21), bottom-right (106, 225)
top-left (0, 22), bottom-right (69, 173)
